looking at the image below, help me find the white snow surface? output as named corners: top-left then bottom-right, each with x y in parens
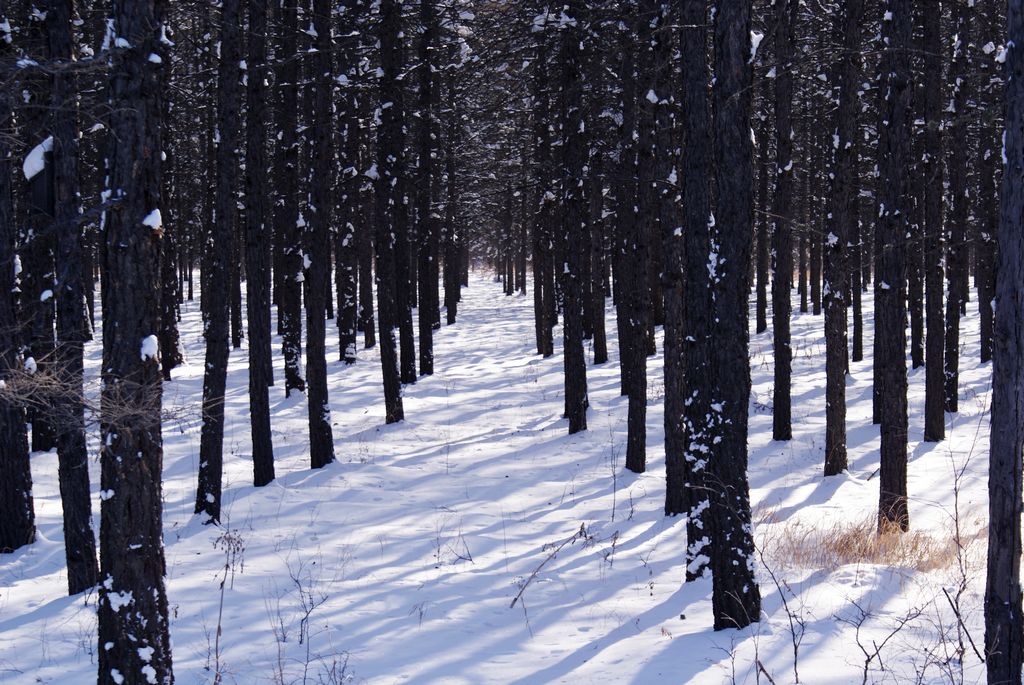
top-left (0, 273), bottom-right (994, 684)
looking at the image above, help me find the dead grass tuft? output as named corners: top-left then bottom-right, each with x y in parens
top-left (758, 513), bottom-right (984, 574)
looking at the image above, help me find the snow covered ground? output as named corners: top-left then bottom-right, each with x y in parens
top-left (0, 273), bottom-right (994, 684)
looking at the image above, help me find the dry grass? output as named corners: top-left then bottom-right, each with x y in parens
top-left (757, 513), bottom-right (985, 574)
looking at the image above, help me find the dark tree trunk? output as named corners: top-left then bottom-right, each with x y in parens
top-left (443, 46), bottom-right (462, 329)
top-left (274, 0), bottom-right (306, 395)
top-left (984, 5), bottom-right (1024, 679)
top-left (977, 1), bottom-right (1001, 364)
top-left (922, 0), bottom-right (945, 443)
top-left (531, 42), bottom-right (554, 357)
top-left (851, 192), bottom-right (864, 363)
top-left (876, 0), bottom-right (912, 532)
top-left (358, 177), bottom-right (376, 348)
top-left (230, 217), bottom-right (242, 349)
top-left (945, 0), bottom-right (971, 414)
top-left (197, 0), bottom-right (242, 522)
top-left (48, 0), bottom-right (99, 594)
top-left (615, 12), bottom-right (645, 465)
top-left (710, 0), bottom-right (761, 630)
top-left (376, 0), bottom-right (406, 424)
top-left (771, 0), bottom-right (797, 442)
top-left (306, 0), bottom-right (336, 468)
top-left (20, 6), bottom-right (57, 455)
top-left (755, 109), bottom-right (770, 335)
top-left (336, 6), bottom-right (360, 366)
top-left (395, 128), bottom-right (416, 384)
top-left (823, 0), bottom-right (863, 477)
top-left (558, 0), bottom-right (588, 436)
top-left (650, 2), bottom-right (678, 490)
top-left (97, 0), bottom-right (173, 679)
top-left (158, 145), bottom-right (182, 381)
top-left (245, 0), bottom-right (275, 486)
top-left (587, 162), bottom-right (607, 365)
top-left (0, 14), bottom-right (34, 554)
top-left (798, 232), bottom-right (808, 313)
top-left (809, 193), bottom-right (822, 317)
top-left (672, 0), bottom-right (713, 583)
top-left (417, 0), bottom-right (439, 376)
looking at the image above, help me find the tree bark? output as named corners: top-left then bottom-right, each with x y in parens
top-left (0, 9), bottom-right (34, 554)
top-left (984, 6), bottom-right (1024, 680)
top-left (922, 0), bottom-right (945, 442)
top-left (98, 0), bottom-right (173, 678)
top-left (376, 0), bottom-right (406, 424)
top-left (876, 0), bottom-right (912, 532)
top-left (672, 0), bottom-right (713, 584)
top-left (306, 0), bottom-right (336, 469)
top-left (771, 0), bottom-right (797, 442)
top-left (710, 0), bottom-right (761, 630)
top-left (274, 0), bottom-right (306, 395)
top-left (823, 0), bottom-right (863, 477)
top-left (558, 0), bottom-right (588, 436)
top-left (245, 0), bottom-right (275, 485)
top-left (196, 0), bottom-right (242, 522)
top-left (49, 0), bottom-right (99, 594)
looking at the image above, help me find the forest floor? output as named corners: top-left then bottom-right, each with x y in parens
top-left (0, 272), bottom-right (994, 684)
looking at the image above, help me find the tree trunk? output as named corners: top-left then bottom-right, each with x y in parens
top-left (245, 0), bottom-right (275, 485)
top-left (376, 0), bottom-right (406, 424)
top-left (945, 0), bottom-right (971, 414)
top-left (196, 0), bottom-right (242, 522)
top-left (98, 0), bottom-right (173, 678)
top-left (616, 11), bottom-right (645, 465)
top-left (771, 0), bottom-right (797, 442)
top-left (48, 0), bottom-right (99, 594)
top-left (306, 0), bottom-right (336, 469)
top-left (672, 0), bottom-right (713, 584)
top-left (336, 7), bottom-right (360, 366)
top-left (416, 0), bottom-right (440, 376)
top-left (274, 0), bottom-right (306, 395)
top-left (824, 0), bottom-right (863, 477)
top-left (876, 0), bottom-right (912, 532)
top-left (977, 0), bottom-right (1001, 364)
top-left (558, 0), bottom-right (588, 436)
top-left (710, 0), bottom-right (761, 630)
top-left (984, 5), bottom-right (1024, 679)
top-left (0, 12), bottom-right (34, 554)
top-left (922, 0), bottom-right (945, 442)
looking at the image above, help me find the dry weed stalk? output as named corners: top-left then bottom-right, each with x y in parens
top-left (758, 513), bottom-right (984, 573)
